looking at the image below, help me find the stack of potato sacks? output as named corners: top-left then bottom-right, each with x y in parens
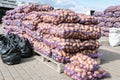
top-left (93, 11), bottom-right (109, 36)
top-left (34, 10), bottom-right (101, 63)
top-left (2, 3), bottom-right (108, 80)
top-left (94, 5), bottom-right (120, 37)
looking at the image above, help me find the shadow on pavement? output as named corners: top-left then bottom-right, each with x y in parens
top-left (21, 57), bottom-right (36, 63)
top-left (98, 49), bottom-right (120, 64)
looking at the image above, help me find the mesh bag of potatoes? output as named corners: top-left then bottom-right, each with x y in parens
top-left (64, 54), bottom-right (109, 80)
top-left (22, 11), bottom-right (40, 20)
top-left (51, 49), bottom-right (74, 63)
top-left (37, 23), bottom-right (101, 39)
top-left (104, 5), bottom-right (120, 14)
top-left (2, 19), bottom-right (24, 34)
top-left (78, 13), bottom-right (98, 25)
top-left (2, 19), bottom-right (22, 29)
top-left (93, 11), bottom-right (104, 17)
top-left (21, 12), bottom-right (42, 30)
top-left (42, 35), bottom-right (99, 53)
top-left (5, 3), bottom-right (54, 15)
top-left (35, 4), bottom-right (54, 11)
top-left (11, 13), bottom-right (26, 20)
top-left (2, 13), bottom-right (25, 21)
top-left (52, 49), bottom-right (101, 63)
top-left (24, 28), bottom-right (43, 42)
top-left (33, 40), bottom-right (52, 57)
top-left (19, 34), bottom-right (35, 44)
top-left (21, 12), bottom-right (43, 30)
top-left (2, 25), bottom-right (23, 34)
top-left (39, 9), bottom-right (80, 25)
top-left (22, 19), bottom-right (41, 30)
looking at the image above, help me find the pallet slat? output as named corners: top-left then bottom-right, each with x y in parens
top-left (34, 50), bottom-right (65, 73)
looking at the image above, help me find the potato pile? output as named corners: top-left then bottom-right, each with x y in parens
top-left (2, 3), bottom-right (101, 62)
top-left (94, 5), bottom-right (120, 37)
top-left (64, 54), bottom-right (109, 80)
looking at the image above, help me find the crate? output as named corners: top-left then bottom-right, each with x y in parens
top-left (34, 50), bottom-right (65, 73)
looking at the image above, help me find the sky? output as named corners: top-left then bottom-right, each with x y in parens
top-left (17, 0), bottom-right (120, 13)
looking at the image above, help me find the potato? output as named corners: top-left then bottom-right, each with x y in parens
top-left (57, 51), bottom-right (62, 57)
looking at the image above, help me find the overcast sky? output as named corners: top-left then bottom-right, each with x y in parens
top-left (17, 0), bottom-right (120, 13)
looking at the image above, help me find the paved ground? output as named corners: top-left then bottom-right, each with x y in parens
top-left (99, 46), bottom-right (120, 80)
top-left (0, 56), bottom-right (72, 80)
top-left (0, 25), bottom-right (120, 80)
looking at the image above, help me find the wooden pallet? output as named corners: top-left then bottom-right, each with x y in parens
top-left (34, 50), bottom-right (101, 73)
top-left (34, 50), bottom-right (65, 73)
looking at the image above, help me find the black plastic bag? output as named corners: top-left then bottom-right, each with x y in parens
top-left (0, 34), bottom-right (21, 65)
top-left (1, 48), bottom-right (21, 65)
top-left (5, 33), bottom-right (21, 47)
top-left (0, 34), bottom-right (11, 55)
top-left (6, 33), bottom-right (33, 58)
top-left (18, 38), bottom-right (33, 58)
top-left (0, 33), bottom-right (33, 65)
top-left (0, 34), bottom-right (5, 52)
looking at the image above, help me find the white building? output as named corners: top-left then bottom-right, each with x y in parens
top-left (17, 2), bottom-right (29, 6)
top-left (0, 0), bottom-right (17, 8)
